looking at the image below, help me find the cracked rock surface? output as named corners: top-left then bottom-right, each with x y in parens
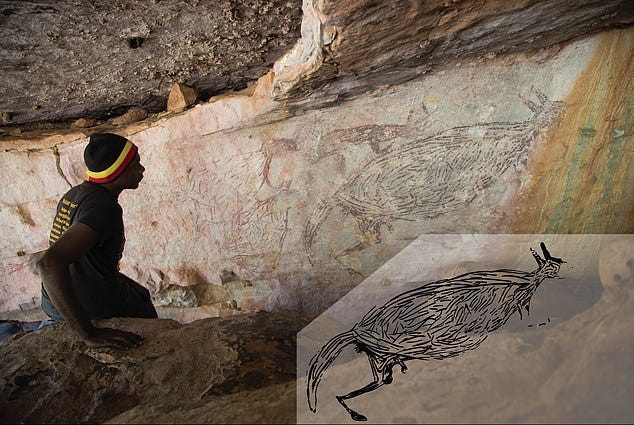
top-left (0, 0), bottom-right (302, 127)
top-left (0, 310), bottom-right (309, 423)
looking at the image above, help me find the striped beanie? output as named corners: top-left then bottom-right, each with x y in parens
top-left (84, 133), bottom-right (138, 183)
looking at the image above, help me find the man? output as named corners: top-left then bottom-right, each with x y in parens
top-left (37, 132), bottom-right (157, 349)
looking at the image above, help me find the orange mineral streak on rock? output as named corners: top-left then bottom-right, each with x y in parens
top-left (509, 29), bottom-right (633, 233)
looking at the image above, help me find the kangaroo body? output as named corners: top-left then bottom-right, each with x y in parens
top-left (306, 243), bottom-right (564, 421)
top-left (303, 91), bottom-right (563, 253)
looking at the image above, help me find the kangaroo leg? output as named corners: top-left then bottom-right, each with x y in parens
top-left (336, 354), bottom-right (384, 421)
top-left (341, 217), bottom-right (382, 256)
top-left (382, 363), bottom-right (395, 384)
top-left (337, 381), bottom-right (383, 421)
top-left (381, 357), bottom-right (407, 383)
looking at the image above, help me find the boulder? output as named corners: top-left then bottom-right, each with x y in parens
top-left (167, 83), bottom-right (198, 112)
top-left (0, 310), bottom-right (309, 424)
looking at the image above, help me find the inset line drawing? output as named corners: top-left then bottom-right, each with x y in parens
top-left (306, 242), bottom-right (565, 421)
top-left (303, 90), bottom-right (564, 258)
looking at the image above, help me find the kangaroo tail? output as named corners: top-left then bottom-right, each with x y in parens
top-left (303, 199), bottom-right (336, 251)
top-left (307, 330), bottom-right (356, 413)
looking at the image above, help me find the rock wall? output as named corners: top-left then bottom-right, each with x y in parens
top-left (0, 1), bottom-right (632, 319)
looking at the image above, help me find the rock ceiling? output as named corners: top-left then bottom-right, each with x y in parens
top-left (0, 0), bottom-right (302, 128)
top-left (0, 0), bottom-right (632, 131)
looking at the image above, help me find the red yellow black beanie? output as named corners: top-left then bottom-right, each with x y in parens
top-left (84, 133), bottom-right (138, 183)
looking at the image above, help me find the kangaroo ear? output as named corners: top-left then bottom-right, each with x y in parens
top-left (520, 94), bottom-right (539, 113)
top-left (531, 247), bottom-right (545, 267)
top-left (540, 242), bottom-right (564, 264)
top-left (530, 86), bottom-right (548, 104)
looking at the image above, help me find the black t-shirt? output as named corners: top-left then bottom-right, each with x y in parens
top-left (41, 181), bottom-right (127, 320)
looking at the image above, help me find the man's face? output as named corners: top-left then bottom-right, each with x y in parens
top-left (118, 153), bottom-right (145, 189)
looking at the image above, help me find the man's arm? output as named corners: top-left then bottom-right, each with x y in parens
top-left (37, 221), bottom-right (143, 349)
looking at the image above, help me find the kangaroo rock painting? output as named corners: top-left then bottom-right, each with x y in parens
top-left (306, 242), bottom-right (565, 422)
top-left (303, 90), bottom-right (564, 256)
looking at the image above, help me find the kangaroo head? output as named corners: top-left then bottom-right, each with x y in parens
top-left (530, 242), bottom-right (565, 278)
top-left (522, 87), bottom-right (564, 130)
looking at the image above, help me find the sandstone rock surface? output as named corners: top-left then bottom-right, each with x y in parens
top-left (0, 310), bottom-right (308, 424)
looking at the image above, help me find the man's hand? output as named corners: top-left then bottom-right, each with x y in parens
top-left (81, 326), bottom-right (144, 350)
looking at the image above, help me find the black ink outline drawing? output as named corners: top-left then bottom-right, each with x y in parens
top-left (306, 242), bottom-right (565, 421)
top-left (303, 90), bottom-right (564, 259)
